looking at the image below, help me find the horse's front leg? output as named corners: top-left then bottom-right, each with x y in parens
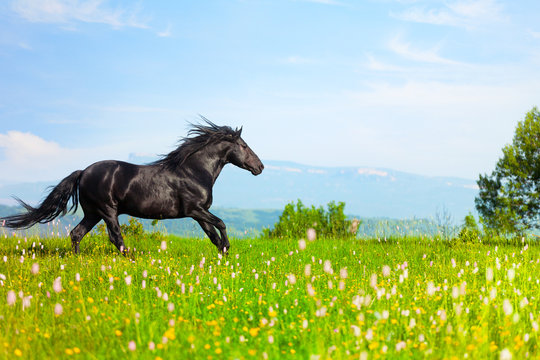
top-left (190, 209), bottom-right (230, 253)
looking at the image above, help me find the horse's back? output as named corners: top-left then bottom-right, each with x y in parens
top-left (78, 160), bottom-right (183, 219)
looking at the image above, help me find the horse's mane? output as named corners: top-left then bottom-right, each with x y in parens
top-left (152, 117), bottom-right (242, 170)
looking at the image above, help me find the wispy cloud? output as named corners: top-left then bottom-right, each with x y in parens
top-left (11, 0), bottom-right (149, 29)
top-left (281, 56), bottom-right (317, 65)
top-left (295, 0), bottom-right (344, 5)
top-left (388, 35), bottom-right (461, 65)
top-left (392, 0), bottom-right (504, 28)
top-left (157, 24), bottom-right (172, 38)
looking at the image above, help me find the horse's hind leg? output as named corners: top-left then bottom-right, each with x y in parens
top-left (103, 215), bottom-right (127, 255)
top-left (70, 214), bottom-right (101, 254)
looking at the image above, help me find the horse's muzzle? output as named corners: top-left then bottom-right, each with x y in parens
top-left (251, 163), bottom-right (264, 175)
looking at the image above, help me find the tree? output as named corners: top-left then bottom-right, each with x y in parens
top-left (263, 199), bottom-right (359, 239)
top-left (475, 107), bottom-right (540, 233)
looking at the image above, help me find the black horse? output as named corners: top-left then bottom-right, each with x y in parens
top-left (1, 120), bottom-right (264, 254)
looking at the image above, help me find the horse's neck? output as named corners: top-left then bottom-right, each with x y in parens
top-left (184, 150), bottom-right (227, 184)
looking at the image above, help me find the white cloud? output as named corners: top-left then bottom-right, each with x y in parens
top-left (157, 24), bottom-right (172, 37)
top-left (11, 0), bottom-right (148, 28)
top-left (295, 0), bottom-right (344, 5)
top-left (388, 35), bottom-right (461, 65)
top-left (0, 131), bottom-right (129, 184)
top-left (392, 0), bottom-right (504, 28)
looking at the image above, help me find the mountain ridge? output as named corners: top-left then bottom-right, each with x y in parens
top-left (0, 156), bottom-right (479, 220)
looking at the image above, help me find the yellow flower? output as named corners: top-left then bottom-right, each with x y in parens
top-left (14, 349), bottom-right (22, 357)
top-left (204, 344), bottom-right (211, 350)
top-left (248, 349), bottom-right (257, 356)
top-left (73, 347), bottom-right (81, 354)
top-left (249, 328), bottom-right (260, 337)
top-left (187, 335), bottom-right (196, 343)
top-left (65, 348), bottom-right (74, 355)
top-left (215, 348), bottom-right (222, 354)
top-left (115, 330), bottom-right (122, 337)
top-left (164, 328), bottom-right (176, 341)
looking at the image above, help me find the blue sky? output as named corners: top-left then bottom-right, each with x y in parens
top-left (0, 0), bottom-right (539, 184)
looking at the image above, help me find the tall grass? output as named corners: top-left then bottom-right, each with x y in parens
top-left (0, 231), bottom-right (539, 359)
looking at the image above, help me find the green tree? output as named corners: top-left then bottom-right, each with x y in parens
top-left (475, 107), bottom-right (540, 233)
top-left (263, 200), bottom-right (359, 239)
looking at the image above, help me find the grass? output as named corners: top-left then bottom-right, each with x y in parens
top-left (0, 230), bottom-right (539, 359)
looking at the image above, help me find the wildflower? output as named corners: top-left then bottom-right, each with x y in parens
top-left (287, 274), bottom-right (297, 285)
top-left (125, 275), bottom-right (132, 286)
top-left (53, 277), bottom-right (62, 293)
top-left (298, 239), bottom-right (306, 250)
top-left (486, 267), bottom-right (494, 282)
top-left (54, 303), bottom-right (63, 316)
top-left (7, 290), bottom-right (16, 306)
top-left (507, 268), bottom-right (515, 282)
top-left (304, 264), bottom-right (311, 277)
top-left (307, 228), bottom-right (316, 241)
top-left (503, 299), bottom-right (513, 316)
top-left (148, 341), bottom-right (156, 350)
top-left (340, 268), bottom-right (348, 279)
top-left (370, 273), bottom-right (378, 289)
top-left (500, 348), bottom-right (512, 360)
top-left (249, 328), bottom-right (260, 337)
top-left (323, 260), bottom-right (333, 274)
top-left (427, 281), bottom-right (436, 296)
top-left (382, 265), bottom-right (391, 277)
top-left (160, 241), bottom-right (167, 251)
top-left (31, 263), bottom-right (39, 275)
top-left (268, 335), bottom-right (274, 344)
top-left (75, 273), bottom-right (80, 282)
top-left (14, 349), bottom-right (22, 357)
top-left (128, 341), bottom-right (136, 351)
top-left (168, 302), bottom-right (175, 312)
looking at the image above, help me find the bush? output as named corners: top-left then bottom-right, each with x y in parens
top-left (457, 213), bottom-right (481, 244)
top-left (263, 199), bottom-right (359, 239)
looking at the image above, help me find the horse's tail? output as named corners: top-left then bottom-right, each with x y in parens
top-left (1, 170), bottom-right (83, 229)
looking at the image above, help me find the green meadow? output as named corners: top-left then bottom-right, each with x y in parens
top-left (0, 230), bottom-right (539, 359)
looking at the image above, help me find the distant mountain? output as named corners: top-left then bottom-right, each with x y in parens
top-left (0, 155), bottom-right (479, 221)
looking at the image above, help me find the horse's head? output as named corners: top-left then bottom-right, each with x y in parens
top-left (227, 128), bottom-right (264, 176)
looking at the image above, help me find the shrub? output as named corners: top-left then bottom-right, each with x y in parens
top-left (263, 199), bottom-right (359, 239)
top-left (457, 213), bottom-right (481, 244)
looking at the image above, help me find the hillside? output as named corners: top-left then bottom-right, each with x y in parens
top-left (0, 157), bottom-right (479, 221)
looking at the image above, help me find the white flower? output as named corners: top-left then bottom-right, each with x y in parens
top-left (53, 277), bottom-right (62, 293)
top-left (167, 302), bottom-right (175, 312)
top-left (486, 267), bottom-right (494, 282)
top-left (503, 299), bottom-right (513, 316)
top-left (382, 265), bottom-right (391, 277)
top-left (500, 348), bottom-right (512, 360)
top-left (507, 268), bottom-right (515, 282)
top-left (128, 341), bottom-right (136, 351)
top-left (307, 228), bottom-right (316, 241)
top-left (7, 290), bottom-right (16, 306)
top-left (125, 275), bottom-right (132, 286)
top-left (31, 263), bottom-right (39, 275)
top-left (340, 268), bottom-right (348, 279)
top-left (427, 281), bottom-right (436, 296)
top-left (287, 274), bottom-right (297, 285)
top-left (54, 303), bottom-right (63, 315)
top-left (323, 260), bottom-right (333, 274)
top-left (160, 241), bottom-right (167, 251)
top-left (298, 239), bottom-right (306, 250)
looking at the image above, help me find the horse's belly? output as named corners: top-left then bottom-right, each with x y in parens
top-left (120, 194), bottom-right (181, 219)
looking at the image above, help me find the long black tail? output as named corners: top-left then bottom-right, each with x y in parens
top-left (1, 170), bottom-right (82, 229)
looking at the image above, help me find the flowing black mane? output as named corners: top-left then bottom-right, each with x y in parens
top-left (152, 118), bottom-right (242, 170)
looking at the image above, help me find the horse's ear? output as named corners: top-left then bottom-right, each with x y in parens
top-left (237, 126), bottom-right (243, 137)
